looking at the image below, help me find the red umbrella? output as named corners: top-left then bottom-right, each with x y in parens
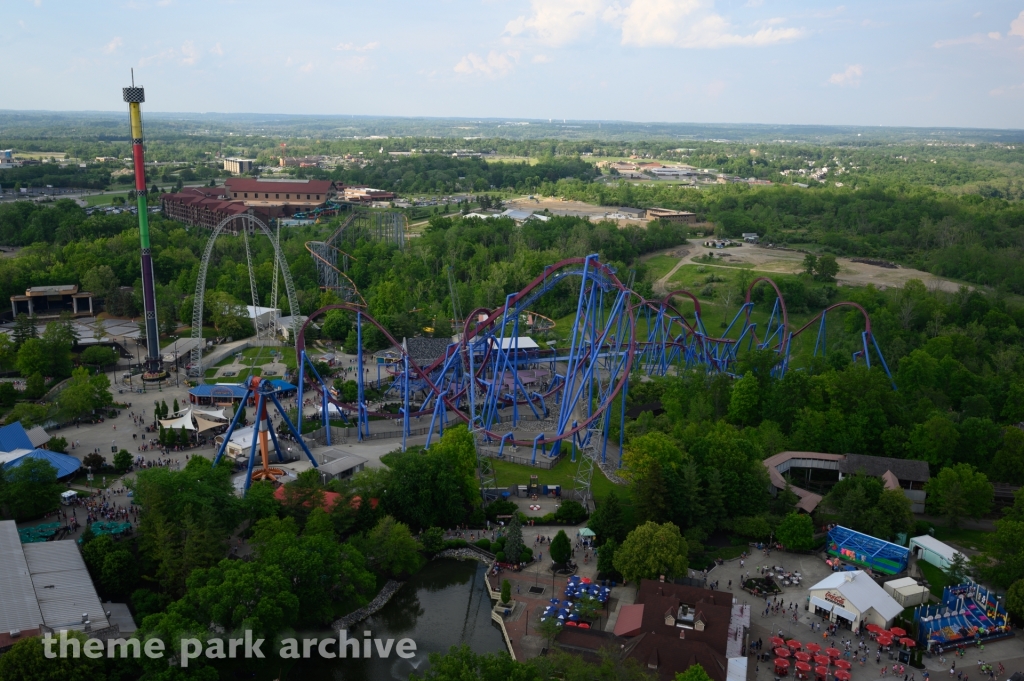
top-left (815, 666), bottom-right (829, 679)
top-left (795, 662), bottom-right (812, 672)
top-left (814, 655), bottom-right (830, 667)
top-left (771, 636), bottom-right (786, 648)
top-left (775, 647), bottom-right (792, 658)
top-left (835, 671), bottom-right (851, 681)
top-left (865, 623), bottom-right (883, 633)
top-left (834, 659), bottom-right (852, 670)
top-left (876, 635), bottom-right (893, 647)
top-left (787, 639), bottom-right (803, 650)
top-left (900, 637), bottom-right (916, 648)
top-left (805, 642), bottom-right (822, 654)
top-left (775, 658), bottom-right (791, 668)
top-left (795, 652), bottom-right (812, 662)
top-left (826, 647), bottom-right (841, 658)
top-left (889, 626), bottom-right (907, 638)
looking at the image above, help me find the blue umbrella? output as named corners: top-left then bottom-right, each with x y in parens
top-left (550, 598), bottom-right (560, 604)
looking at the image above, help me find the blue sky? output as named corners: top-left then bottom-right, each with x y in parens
top-left (4, 0), bottom-right (1024, 129)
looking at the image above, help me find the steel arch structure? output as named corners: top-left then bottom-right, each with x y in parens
top-left (203, 254), bottom-right (897, 493)
top-left (189, 212), bottom-right (301, 380)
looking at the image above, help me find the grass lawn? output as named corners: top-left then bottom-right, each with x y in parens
top-left (84, 191), bottom-right (131, 207)
top-left (644, 254), bottom-right (684, 281)
top-left (931, 526), bottom-right (993, 553)
top-left (209, 368), bottom-right (262, 383)
top-left (488, 453), bottom-right (627, 504)
top-left (917, 560), bottom-right (949, 598)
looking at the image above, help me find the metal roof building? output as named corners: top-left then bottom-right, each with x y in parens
top-left (0, 521), bottom-right (109, 649)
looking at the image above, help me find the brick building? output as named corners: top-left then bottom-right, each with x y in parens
top-left (160, 187), bottom-right (262, 232)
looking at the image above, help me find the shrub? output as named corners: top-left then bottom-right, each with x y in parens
top-left (520, 547), bottom-right (533, 563)
top-left (422, 527), bottom-right (445, 554)
top-left (540, 512), bottom-right (557, 523)
top-left (443, 539), bottom-right (467, 550)
top-left (495, 551), bottom-right (506, 562)
top-left (554, 500), bottom-right (588, 525)
top-left (475, 538), bottom-right (492, 552)
top-left (485, 500), bottom-right (519, 522)
top-left (501, 579), bottom-right (511, 605)
top-left (493, 536), bottom-right (506, 552)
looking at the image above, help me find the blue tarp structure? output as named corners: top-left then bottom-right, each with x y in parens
top-left (915, 583), bottom-right (1011, 650)
top-left (3, 449), bottom-right (82, 478)
top-left (0, 421), bottom-right (35, 452)
top-left (826, 525), bottom-right (909, 575)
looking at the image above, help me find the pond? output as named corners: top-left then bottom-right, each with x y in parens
top-left (281, 558), bottom-right (507, 680)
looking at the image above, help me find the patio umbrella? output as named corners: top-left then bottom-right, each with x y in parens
top-left (805, 642), bottom-right (822, 654)
top-left (815, 666), bottom-right (829, 678)
top-left (900, 638), bottom-right (916, 648)
top-left (825, 647), bottom-right (841, 658)
top-left (550, 598), bottom-right (560, 604)
top-left (775, 648), bottom-right (792, 658)
top-left (794, 652), bottom-right (812, 662)
top-left (834, 671), bottom-right (851, 681)
top-left (581, 577), bottom-right (591, 584)
top-left (834, 660), bottom-right (852, 671)
top-left (774, 659), bottom-right (791, 669)
top-left (795, 662), bottom-right (812, 673)
top-left (814, 655), bottom-right (830, 667)
top-left (787, 639), bottom-right (803, 650)
top-left (889, 626), bottom-right (907, 638)
top-left (876, 635), bottom-right (893, 647)
top-left (771, 637), bottom-right (786, 648)
top-left (865, 623), bottom-right (883, 634)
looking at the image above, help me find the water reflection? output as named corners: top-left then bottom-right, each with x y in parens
top-left (282, 559), bottom-right (505, 681)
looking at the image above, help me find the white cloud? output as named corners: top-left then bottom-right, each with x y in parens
top-left (532, 54), bottom-right (552, 63)
top-left (990, 82), bottom-right (1024, 96)
top-left (504, 0), bottom-right (605, 47)
top-left (744, 0), bottom-right (763, 6)
top-left (454, 50), bottom-right (519, 77)
top-left (1011, 11), bottom-right (1024, 38)
top-left (299, 62), bottom-right (314, 73)
top-left (828, 64), bottom-right (862, 86)
top-left (138, 48), bottom-right (176, 67)
top-left (180, 40), bottom-right (198, 65)
top-left (334, 41), bottom-right (379, 51)
top-left (210, 42), bottom-right (223, 56)
top-left (506, 0), bottom-right (802, 49)
top-left (933, 32), bottom-right (1006, 48)
top-left (103, 37), bottom-right (123, 54)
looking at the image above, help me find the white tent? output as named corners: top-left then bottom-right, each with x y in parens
top-left (317, 403), bottom-right (347, 418)
top-left (192, 407), bottom-right (227, 421)
top-left (159, 410), bottom-right (196, 431)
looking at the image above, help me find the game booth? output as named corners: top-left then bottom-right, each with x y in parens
top-left (914, 583), bottom-right (1013, 653)
top-left (826, 526), bottom-right (909, 576)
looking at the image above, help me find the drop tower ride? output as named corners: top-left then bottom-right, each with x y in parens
top-left (122, 77), bottom-right (166, 380)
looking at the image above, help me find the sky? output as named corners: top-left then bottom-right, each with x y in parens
top-left (3, 0), bottom-right (1024, 129)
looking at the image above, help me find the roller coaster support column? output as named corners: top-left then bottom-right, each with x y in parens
top-left (267, 391), bottom-right (318, 465)
top-left (243, 391), bottom-right (266, 493)
top-left (532, 433), bottom-right (545, 464)
top-left (402, 353), bottom-right (410, 452)
top-left (356, 311), bottom-right (368, 441)
top-left (296, 350), bottom-right (306, 437)
top-left (213, 385), bottom-right (254, 466)
top-left (497, 432), bottom-right (514, 458)
top-left (617, 372), bottom-right (629, 467)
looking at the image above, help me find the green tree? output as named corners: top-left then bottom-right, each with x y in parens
top-left (814, 253), bottom-right (839, 281)
top-left (501, 578), bottom-right (511, 605)
top-left (422, 526), bottom-right (445, 554)
top-left (776, 512), bottom-right (814, 550)
top-left (241, 480), bottom-right (280, 526)
top-left (991, 427), bottom-right (1024, 485)
top-left (597, 538), bottom-right (619, 577)
top-left (613, 521), bottom-right (689, 586)
top-left (676, 665), bottom-right (715, 681)
top-left (587, 489), bottom-right (626, 545)
top-left (411, 645), bottom-right (539, 681)
top-left (622, 431), bottom-right (684, 482)
top-left (634, 459), bottom-right (671, 524)
top-left (5, 401), bottom-right (48, 426)
top-left (727, 371), bottom-right (761, 426)
top-left (1005, 579), bottom-right (1024, 622)
top-left (0, 457), bottom-right (63, 520)
top-left (48, 436), bottom-right (68, 453)
top-left (364, 514), bottom-right (422, 577)
top-left (57, 367), bottom-right (111, 419)
top-left (908, 416), bottom-right (960, 468)
top-left (0, 631), bottom-right (106, 681)
top-left (82, 264), bottom-right (119, 298)
top-left (803, 254), bottom-right (817, 276)
top-left (113, 448), bottom-right (132, 473)
top-left (23, 372), bottom-right (44, 400)
top-left (925, 463), bottom-right (993, 527)
top-left (11, 313), bottom-right (38, 347)
top-left (550, 529), bottom-right (571, 565)
top-left (80, 345), bottom-right (117, 369)
top-left (16, 337), bottom-right (49, 377)
top-left (504, 512), bottom-right (525, 566)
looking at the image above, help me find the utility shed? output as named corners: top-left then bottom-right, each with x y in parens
top-left (908, 535), bottom-right (964, 570)
top-left (883, 577), bottom-right (930, 607)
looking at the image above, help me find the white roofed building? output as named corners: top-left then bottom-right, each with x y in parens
top-left (807, 570), bottom-right (903, 632)
top-left (908, 535), bottom-right (965, 571)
